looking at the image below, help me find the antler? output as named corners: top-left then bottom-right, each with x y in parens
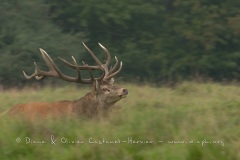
top-left (83, 42), bottom-right (122, 81)
top-left (23, 43), bottom-right (122, 83)
top-left (58, 42), bottom-right (122, 81)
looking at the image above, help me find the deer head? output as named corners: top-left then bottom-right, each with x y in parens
top-left (23, 43), bottom-right (128, 107)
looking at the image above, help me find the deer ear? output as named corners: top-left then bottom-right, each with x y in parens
top-left (94, 80), bottom-right (100, 93)
top-left (109, 78), bottom-right (114, 85)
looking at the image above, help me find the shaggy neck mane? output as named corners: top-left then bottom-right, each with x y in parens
top-left (71, 91), bottom-right (113, 117)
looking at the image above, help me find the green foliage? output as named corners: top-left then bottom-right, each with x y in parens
top-left (0, 82), bottom-right (239, 159)
top-left (0, 0), bottom-right (85, 86)
top-left (0, 0), bottom-right (240, 86)
top-left (47, 0), bottom-right (240, 82)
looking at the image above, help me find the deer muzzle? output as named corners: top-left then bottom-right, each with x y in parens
top-left (119, 88), bottom-right (128, 98)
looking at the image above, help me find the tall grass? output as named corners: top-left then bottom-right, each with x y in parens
top-left (0, 82), bottom-right (239, 160)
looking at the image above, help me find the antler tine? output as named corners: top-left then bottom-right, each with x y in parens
top-left (72, 55), bottom-right (104, 83)
top-left (98, 43), bottom-right (111, 66)
top-left (23, 62), bottom-right (44, 80)
top-left (39, 49), bottom-right (68, 80)
top-left (105, 61), bottom-right (123, 80)
top-left (23, 48), bottom-right (59, 80)
top-left (108, 56), bottom-right (119, 75)
top-left (71, 56), bottom-right (81, 82)
top-left (59, 56), bottom-right (101, 70)
top-left (82, 42), bottom-right (102, 67)
top-left (58, 56), bottom-right (76, 69)
top-left (70, 55), bottom-right (99, 84)
top-left (82, 43), bottom-right (123, 81)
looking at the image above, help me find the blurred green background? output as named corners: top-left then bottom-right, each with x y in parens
top-left (0, 1), bottom-right (240, 159)
top-left (0, 0), bottom-right (240, 86)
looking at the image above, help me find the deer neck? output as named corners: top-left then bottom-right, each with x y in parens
top-left (72, 92), bottom-right (111, 116)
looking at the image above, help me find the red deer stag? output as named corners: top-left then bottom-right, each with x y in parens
top-left (8, 43), bottom-right (128, 118)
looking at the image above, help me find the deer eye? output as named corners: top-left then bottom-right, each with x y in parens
top-left (102, 88), bottom-right (110, 92)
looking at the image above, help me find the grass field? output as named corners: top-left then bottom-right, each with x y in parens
top-left (0, 82), bottom-right (239, 160)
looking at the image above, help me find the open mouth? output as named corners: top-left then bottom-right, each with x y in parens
top-left (118, 94), bottom-right (127, 98)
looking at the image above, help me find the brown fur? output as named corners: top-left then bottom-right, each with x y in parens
top-left (6, 43), bottom-right (128, 120)
top-left (8, 82), bottom-right (128, 119)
